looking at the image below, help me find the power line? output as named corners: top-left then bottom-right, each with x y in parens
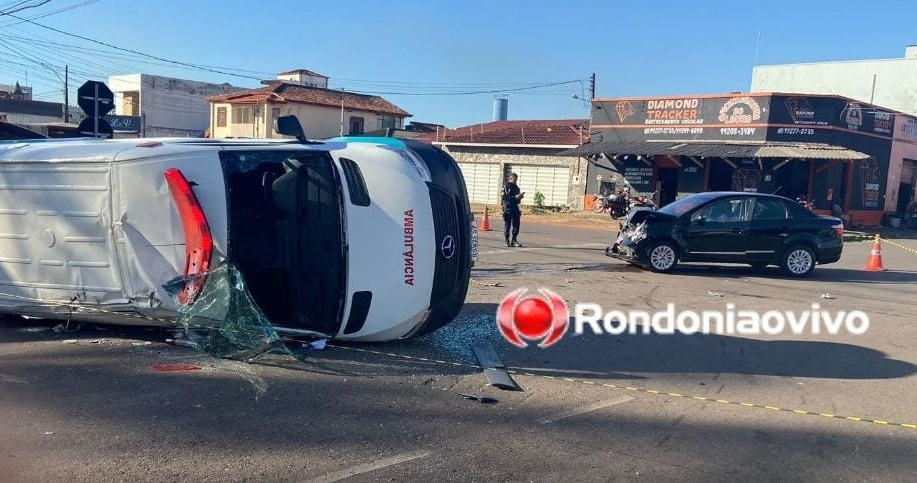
top-left (0, 0), bottom-right (50, 15)
top-left (0, 0), bottom-right (101, 28)
top-left (1, 11), bottom-right (267, 81)
top-left (336, 80), bottom-right (585, 96)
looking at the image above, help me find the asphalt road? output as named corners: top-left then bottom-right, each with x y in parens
top-left (2, 220), bottom-right (917, 481)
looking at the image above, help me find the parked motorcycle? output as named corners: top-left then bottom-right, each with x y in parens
top-left (607, 189), bottom-right (631, 219)
top-left (606, 190), bottom-right (657, 219)
top-left (630, 192), bottom-right (657, 210)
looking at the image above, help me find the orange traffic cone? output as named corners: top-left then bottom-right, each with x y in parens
top-left (864, 234), bottom-right (886, 271)
top-left (480, 206), bottom-right (492, 231)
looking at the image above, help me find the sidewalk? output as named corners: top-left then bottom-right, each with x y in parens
top-left (472, 203), bottom-right (614, 231)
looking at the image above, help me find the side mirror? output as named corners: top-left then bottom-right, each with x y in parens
top-left (691, 215), bottom-right (706, 225)
top-left (275, 115), bottom-right (308, 143)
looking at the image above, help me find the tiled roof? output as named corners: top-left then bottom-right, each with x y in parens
top-left (208, 83), bottom-right (410, 117)
top-left (421, 119), bottom-right (590, 145)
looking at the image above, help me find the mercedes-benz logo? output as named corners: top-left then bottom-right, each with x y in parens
top-left (441, 235), bottom-right (456, 259)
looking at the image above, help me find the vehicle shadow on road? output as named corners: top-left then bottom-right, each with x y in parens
top-left (503, 329), bottom-right (917, 381)
top-left (597, 263), bottom-right (917, 285)
top-left (689, 265), bottom-right (917, 284)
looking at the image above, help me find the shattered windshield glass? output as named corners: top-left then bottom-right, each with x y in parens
top-left (164, 264), bottom-right (302, 362)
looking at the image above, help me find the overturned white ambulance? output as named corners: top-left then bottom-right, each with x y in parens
top-left (0, 123), bottom-right (475, 342)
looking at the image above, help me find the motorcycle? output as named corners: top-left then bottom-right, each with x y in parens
top-left (629, 192), bottom-right (657, 211)
top-left (607, 190), bottom-right (631, 219)
top-left (606, 190), bottom-right (657, 220)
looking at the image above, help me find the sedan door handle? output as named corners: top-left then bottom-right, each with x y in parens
top-left (730, 228), bottom-right (745, 234)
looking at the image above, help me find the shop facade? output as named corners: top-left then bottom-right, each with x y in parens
top-left (566, 93), bottom-right (917, 226)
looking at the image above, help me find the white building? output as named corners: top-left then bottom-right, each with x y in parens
top-left (751, 45), bottom-right (917, 116)
top-left (108, 74), bottom-right (245, 137)
top-left (275, 69), bottom-right (329, 88)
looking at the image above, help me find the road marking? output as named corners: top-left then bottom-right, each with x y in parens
top-left (540, 396), bottom-right (634, 424)
top-left (308, 450), bottom-right (430, 483)
top-left (331, 345), bottom-right (917, 432)
top-left (0, 373), bottom-right (28, 384)
top-left (478, 242), bottom-right (607, 256)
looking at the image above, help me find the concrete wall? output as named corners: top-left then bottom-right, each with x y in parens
top-left (437, 145), bottom-right (588, 210)
top-left (751, 47), bottom-right (917, 116)
top-left (110, 74), bottom-right (242, 137)
top-left (0, 113), bottom-right (61, 124)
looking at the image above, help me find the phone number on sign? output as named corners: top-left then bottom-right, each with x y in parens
top-left (719, 127), bottom-right (756, 136)
top-left (644, 127), bottom-right (704, 135)
top-left (776, 127), bottom-right (815, 135)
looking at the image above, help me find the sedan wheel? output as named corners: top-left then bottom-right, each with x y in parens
top-left (648, 241), bottom-right (678, 273)
top-left (781, 245), bottom-right (815, 277)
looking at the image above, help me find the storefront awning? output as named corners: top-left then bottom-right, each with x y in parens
top-left (560, 140), bottom-right (870, 160)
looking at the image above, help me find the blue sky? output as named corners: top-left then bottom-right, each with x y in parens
top-left (3, 0), bottom-right (917, 127)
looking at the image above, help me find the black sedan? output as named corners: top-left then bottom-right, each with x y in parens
top-left (606, 192), bottom-right (844, 277)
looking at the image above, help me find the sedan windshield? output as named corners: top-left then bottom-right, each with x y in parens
top-left (658, 193), bottom-right (720, 217)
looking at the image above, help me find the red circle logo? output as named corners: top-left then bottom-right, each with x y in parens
top-left (513, 298), bottom-right (553, 339)
top-left (496, 288), bottom-right (569, 348)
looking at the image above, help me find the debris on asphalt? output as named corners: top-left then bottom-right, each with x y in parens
top-left (821, 293), bottom-right (836, 300)
top-left (42, 432), bottom-right (54, 436)
top-left (472, 342), bottom-right (523, 392)
top-left (165, 338), bottom-right (197, 349)
top-left (471, 279), bottom-right (503, 287)
top-left (302, 339), bottom-right (327, 350)
top-left (132, 341), bottom-right (153, 346)
top-left (707, 291), bottom-right (724, 297)
top-left (151, 363), bottom-right (202, 372)
top-left (459, 393), bottom-right (498, 404)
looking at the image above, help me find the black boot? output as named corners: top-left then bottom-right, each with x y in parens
top-left (505, 237), bottom-right (511, 247)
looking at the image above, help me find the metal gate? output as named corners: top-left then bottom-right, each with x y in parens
top-left (457, 162), bottom-right (501, 205)
top-left (504, 164), bottom-right (571, 207)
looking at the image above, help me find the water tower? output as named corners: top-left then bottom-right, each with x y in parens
top-left (493, 96), bottom-right (508, 121)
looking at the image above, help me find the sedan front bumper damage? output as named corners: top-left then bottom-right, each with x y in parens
top-left (605, 221), bottom-right (647, 263)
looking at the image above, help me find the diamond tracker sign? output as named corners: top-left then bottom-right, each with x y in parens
top-left (77, 80), bottom-right (114, 138)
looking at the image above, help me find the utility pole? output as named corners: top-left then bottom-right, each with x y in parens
top-left (63, 65), bottom-right (69, 122)
top-left (589, 73), bottom-right (596, 99)
top-left (340, 88), bottom-right (345, 136)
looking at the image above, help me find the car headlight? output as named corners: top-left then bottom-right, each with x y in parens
top-left (398, 150), bottom-right (432, 182)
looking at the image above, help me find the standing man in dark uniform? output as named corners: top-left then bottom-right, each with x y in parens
top-left (502, 172), bottom-right (524, 247)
